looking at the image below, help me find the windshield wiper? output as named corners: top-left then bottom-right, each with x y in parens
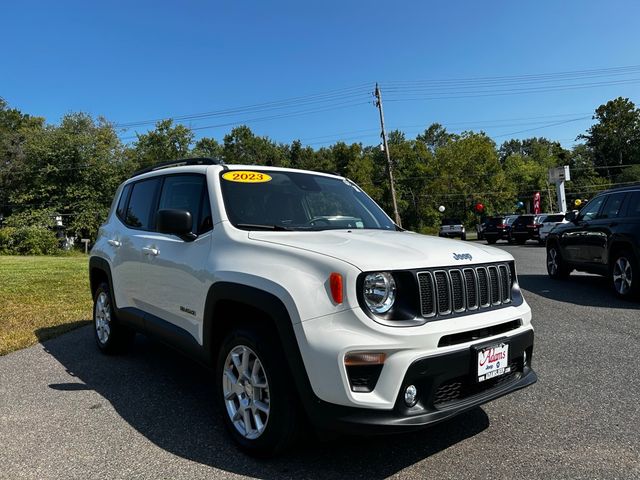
top-left (235, 223), bottom-right (293, 231)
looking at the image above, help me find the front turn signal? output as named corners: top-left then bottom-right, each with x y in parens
top-left (329, 272), bottom-right (343, 304)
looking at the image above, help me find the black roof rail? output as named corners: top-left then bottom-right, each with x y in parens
top-left (129, 157), bottom-right (225, 178)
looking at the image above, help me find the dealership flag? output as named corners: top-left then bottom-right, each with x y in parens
top-left (533, 191), bottom-right (541, 214)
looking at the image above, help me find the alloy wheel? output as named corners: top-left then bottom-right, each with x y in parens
top-left (222, 345), bottom-right (270, 440)
top-left (95, 292), bottom-right (111, 344)
top-left (547, 248), bottom-right (559, 276)
top-left (613, 257), bottom-right (633, 295)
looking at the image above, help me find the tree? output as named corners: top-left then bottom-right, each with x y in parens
top-left (222, 125), bottom-right (288, 166)
top-left (580, 97), bottom-right (640, 178)
top-left (132, 119), bottom-right (194, 168)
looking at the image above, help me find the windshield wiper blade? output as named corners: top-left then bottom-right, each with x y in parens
top-left (235, 223), bottom-right (293, 231)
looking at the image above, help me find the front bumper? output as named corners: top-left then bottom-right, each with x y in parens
top-left (305, 329), bottom-right (536, 433)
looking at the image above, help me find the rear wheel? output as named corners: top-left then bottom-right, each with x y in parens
top-left (611, 250), bottom-right (639, 300)
top-left (547, 245), bottom-right (570, 279)
top-left (93, 282), bottom-right (134, 354)
top-left (216, 326), bottom-right (301, 456)
top-left (516, 238), bottom-right (526, 245)
top-left (486, 238), bottom-right (497, 245)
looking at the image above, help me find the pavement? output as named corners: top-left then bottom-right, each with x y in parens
top-left (1, 243), bottom-right (639, 479)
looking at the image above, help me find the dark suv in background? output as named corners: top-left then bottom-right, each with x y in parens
top-left (511, 214), bottom-right (545, 245)
top-left (546, 185), bottom-right (640, 299)
top-left (484, 215), bottom-right (518, 244)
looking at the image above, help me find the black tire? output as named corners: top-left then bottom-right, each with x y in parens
top-left (516, 238), bottom-right (526, 245)
top-left (546, 244), bottom-right (570, 279)
top-left (610, 249), bottom-right (640, 300)
top-left (461, 233), bottom-right (467, 241)
top-left (216, 325), bottom-right (301, 457)
top-left (93, 282), bottom-right (134, 354)
top-left (486, 238), bottom-right (497, 245)
top-left (538, 238), bottom-right (545, 246)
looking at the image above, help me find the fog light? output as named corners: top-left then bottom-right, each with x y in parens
top-left (404, 385), bottom-right (418, 407)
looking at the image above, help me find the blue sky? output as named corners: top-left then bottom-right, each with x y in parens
top-left (2, 0), bottom-right (639, 149)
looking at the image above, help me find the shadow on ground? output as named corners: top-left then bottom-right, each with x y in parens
top-left (518, 273), bottom-right (640, 310)
top-left (36, 325), bottom-right (488, 479)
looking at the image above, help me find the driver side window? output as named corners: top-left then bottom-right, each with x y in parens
top-left (577, 196), bottom-right (606, 221)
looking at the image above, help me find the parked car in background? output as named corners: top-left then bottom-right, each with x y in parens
top-left (546, 184), bottom-right (640, 300)
top-left (484, 215), bottom-right (518, 244)
top-left (510, 214), bottom-right (545, 244)
top-left (439, 218), bottom-right (466, 240)
top-left (538, 213), bottom-right (569, 244)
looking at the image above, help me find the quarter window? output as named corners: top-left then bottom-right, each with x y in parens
top-left (625, 191), bottom-right (640, 217)
top-left (116, 184), bottom-right (132, 221)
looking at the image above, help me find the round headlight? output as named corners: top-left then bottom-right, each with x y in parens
top-left (363, 272), bottom-right (396, 314)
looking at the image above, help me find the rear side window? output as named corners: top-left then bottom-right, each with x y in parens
top-left (116, 184), bottom-right (132, 221)
top-left (597, 193), bottom-right (627, 219)
top-left (125, 178), bottom-right (161, 229)
top-left (626, 191), bottom-right (640, 217)
top-left (157, 174), bottom-right (212, 235)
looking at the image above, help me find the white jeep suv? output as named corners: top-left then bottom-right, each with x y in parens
top-left (89, 158), bottom-right (537, 455)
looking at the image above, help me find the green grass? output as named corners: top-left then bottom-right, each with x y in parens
top-left (0, 255), bottom-right (92, 355)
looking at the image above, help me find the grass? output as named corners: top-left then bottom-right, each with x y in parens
top-left (0, 255), bottom-right (92, 355)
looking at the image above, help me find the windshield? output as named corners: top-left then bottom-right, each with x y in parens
top-left (219, 170), bottom-right (396, 231)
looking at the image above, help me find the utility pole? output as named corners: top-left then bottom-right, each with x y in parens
top-left (374, 83), bottom-right (402, 227)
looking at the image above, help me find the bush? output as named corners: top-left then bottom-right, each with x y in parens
top-left (0, 227), bottom-right (59, 255)
top-left (0, 227), bottom-right (17, 254)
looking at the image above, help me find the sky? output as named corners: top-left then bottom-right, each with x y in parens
top-left (2, 0), bottom-right (640, 150)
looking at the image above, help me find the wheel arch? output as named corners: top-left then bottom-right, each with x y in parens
top-left (203, 282), bottom-right (319, 414)
top-left (608, 239), bottom-right (635, 266)
top-left (89, 257), bottom-right (114, 303)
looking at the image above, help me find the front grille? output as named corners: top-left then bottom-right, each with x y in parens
top-left (418, 263), bottom-right (512, 320)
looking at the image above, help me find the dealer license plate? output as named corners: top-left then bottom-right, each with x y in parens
top-left (477, 343), bottom-right (509, 382)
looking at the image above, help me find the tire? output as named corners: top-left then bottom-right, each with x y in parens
top-left (216, 326), bottom-right (301, 457)
top-left (538, 238), bottom-right (545, 246)
top-left (516, 238), bottom-right (526, 245)
top-left (610, 250), bottom-right (640, 300)
top-left (547, 244), bottom-right (570, 279)
top-left (93, 282), bottom-right (134, 354)
top-left (487, 238), bottom-right (497, 245)
top-left (461, 233), bottom-right (467, 241)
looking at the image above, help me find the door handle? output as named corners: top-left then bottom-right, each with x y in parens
top-left (142, 246), bottom-right (159, 256)
top-left (107, 239), bottom-right (121, 248)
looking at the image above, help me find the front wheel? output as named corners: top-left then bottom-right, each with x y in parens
top-left (547, 245), bottom-right (570, 279)
top-left (611, 250), bottom-right (639, 300)
top-left (461, 232), bottom-right (467, 241)
top-left (217, 326), bottom-right (301, 456)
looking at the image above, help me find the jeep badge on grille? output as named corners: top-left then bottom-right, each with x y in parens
top-left (453, 253), bottom-right (473, 261)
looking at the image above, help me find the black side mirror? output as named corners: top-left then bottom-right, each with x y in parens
top-left (157, 209), bottom-right (196, 241)
top-left (564, 211), bottom-right (577, 222)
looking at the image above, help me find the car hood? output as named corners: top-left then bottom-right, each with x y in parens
top-left (248, 229), bottom-right (512, 271)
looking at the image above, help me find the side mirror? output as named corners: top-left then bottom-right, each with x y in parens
top-left (564, 211), bottom-right (577, 222)
top-left (157, 209), bottom-right (196, 241)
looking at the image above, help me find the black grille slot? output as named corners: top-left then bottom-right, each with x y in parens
top-left (449, 270), bottom-right (465, 312)
top-left (417, 272), bottom-right (436, 317)
top-left (499, 265), bottom-right (511, 303)
top-left (477, 268), bottom-right (489, 306)
top-left (433, 359), bottom-right (521, 407)
top-left (488, 266), bottom-right (500, 304)
top-left (434, 271), bottom-right (451, 314)
top-left (463, 268), bottom-right (478, 310)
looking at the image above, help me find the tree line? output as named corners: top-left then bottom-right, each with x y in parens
top-left (1, 96), bottom-right (639, 250)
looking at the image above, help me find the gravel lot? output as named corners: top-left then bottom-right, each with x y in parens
top-left (1, 243), bottom-right (639, 479)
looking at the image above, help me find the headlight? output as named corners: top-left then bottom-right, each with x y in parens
top-left (363, 272), bottom-right (396, 314)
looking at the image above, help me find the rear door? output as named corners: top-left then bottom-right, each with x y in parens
top-left (586, 192), bottom-right (628, 265)
top-left (111, 176), bottom-right (162, 317)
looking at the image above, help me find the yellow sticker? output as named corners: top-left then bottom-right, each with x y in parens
top-left (222, 171), bottom-right (272, 183)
